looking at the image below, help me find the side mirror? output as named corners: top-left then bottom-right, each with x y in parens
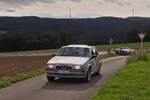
top-left (92, 54), bottom-right (97, 59)
top-left (51, 54), bottom-right (56, 57)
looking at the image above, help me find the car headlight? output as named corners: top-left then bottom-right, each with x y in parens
top-left (48, 65), bottom-right (55, 69)
top-left (74, 65), bottom-right (81, 70)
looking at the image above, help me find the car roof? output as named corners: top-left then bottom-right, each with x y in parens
top-left (120, 47), bottom-right (129, 48)
top-left (62, 45), bottom-right (94, 49)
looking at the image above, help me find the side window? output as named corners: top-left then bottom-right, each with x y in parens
top-left (95, 49), bottom-right (98, 56)
top-left (92, 48), bottom-right (98, 57)
top-left (91, 49), bottom-right (94, 56)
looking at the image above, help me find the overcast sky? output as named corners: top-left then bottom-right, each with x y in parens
top-left (0, 0), bottom-right (150, 18)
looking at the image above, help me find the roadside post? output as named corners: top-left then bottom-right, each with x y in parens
top-left (138, 33), bottom-right (146, 56)
top-left (108, 38), bottom-right (113, 54)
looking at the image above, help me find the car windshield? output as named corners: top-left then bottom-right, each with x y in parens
top-left (57, 47), bottom-right (90, 57)
top-left (120, 47), bottom-right (128, 49)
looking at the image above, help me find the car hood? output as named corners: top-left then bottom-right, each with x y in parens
top-left (47, 56), bottom-right (90, 65)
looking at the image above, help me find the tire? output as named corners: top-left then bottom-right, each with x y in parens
top-left (84, 68), bottom-right (91, 82)
top-left (95, 64), bottom-right (101, 75)
top-left (47, 76), bottom-right (55, 82)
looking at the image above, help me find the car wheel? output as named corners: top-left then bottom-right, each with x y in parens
top-left (47, 76), bottom-right (55, 82)
top-left (84, 68), bottom-right (91, 82)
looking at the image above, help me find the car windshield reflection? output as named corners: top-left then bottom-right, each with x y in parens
top-left (57, 47), bottom-right (90, 57)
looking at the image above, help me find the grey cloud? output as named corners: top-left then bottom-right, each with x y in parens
top-left (124, 2), bottom-right (131, 6)
top-left (147, 5), bottom-right (150, 7)
top-left (117, 1), bottom-right (131, 6)
top-left (38, 0), bottom-right (58, 4)
top-left (102, 0), bottom-right (131, 6)
top-left (0, 0), bottom-right (81, 7)
top-left (117, 2), bottom-right (124, 6)
top-left (97, 2), bottom-right (103, 5)
top-left (61, 0), bottom-right (81, 3)
top-left (0, 0), bottom-right (33, 6)
top-left (104, 0), bottom-right (119, 3)
top-left (5, 9), bottom-right (16, 13)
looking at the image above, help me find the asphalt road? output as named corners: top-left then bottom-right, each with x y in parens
top-left (0, 56), bottom-right (127, 100)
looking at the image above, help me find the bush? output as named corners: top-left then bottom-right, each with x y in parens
top-left (138, 54), bottom-right (149, 61)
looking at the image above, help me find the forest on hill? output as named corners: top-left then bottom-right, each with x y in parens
top-left (0, 16), bottom-right (150, 52)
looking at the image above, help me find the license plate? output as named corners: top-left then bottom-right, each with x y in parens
top-left (57, 70), bottom-right (70, 74)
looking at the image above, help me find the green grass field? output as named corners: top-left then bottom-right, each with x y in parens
top-left (92, 53), bottom-right (150, 100)
top-left (96, 42), bottom-right (150, 49)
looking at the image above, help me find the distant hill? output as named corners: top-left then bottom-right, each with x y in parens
top-left (0, 16), bottom-right (150, 51)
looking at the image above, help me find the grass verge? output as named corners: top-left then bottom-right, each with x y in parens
top-left (92, 53), bottom-right (150, 100)
top-left (0, 68), bottom-right (44, 88)
top-left (96, 42), bottom-right (150, 49)
top-left (101, 53), bottom-right (117, 59)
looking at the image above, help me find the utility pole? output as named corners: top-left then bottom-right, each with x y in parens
top-left (69, 8), bottom-right (72, 19)
top-left (109, 38), bottom-right (113, 54)
top-left (131, 9), bottom-right (135, 17)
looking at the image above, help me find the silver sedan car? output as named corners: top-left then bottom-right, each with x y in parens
top-left (46, 45), bottom-right (102, 82)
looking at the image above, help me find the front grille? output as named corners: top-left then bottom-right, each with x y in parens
top-left (56, 65), bottom-right (72, 70)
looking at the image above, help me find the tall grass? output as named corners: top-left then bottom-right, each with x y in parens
top-left (92, 52), bottom-right (150, 100)
top-left (127, 53), bottom-right (149, 64)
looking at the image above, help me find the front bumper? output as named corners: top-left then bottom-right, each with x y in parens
top-left (46, 69), bottom-right (86, 78)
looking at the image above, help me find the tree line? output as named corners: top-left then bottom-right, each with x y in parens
top-left (0, 32), bottom-right (72, 52)
top-left (0, 29), bottom-right (149, 52)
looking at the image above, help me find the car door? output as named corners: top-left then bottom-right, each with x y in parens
top-left (91, 48), bottom-right (98, 73)
top-left (88, 49), bottom-right (94, 74)
top-left (94, 49), bottom-right (101, 71)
